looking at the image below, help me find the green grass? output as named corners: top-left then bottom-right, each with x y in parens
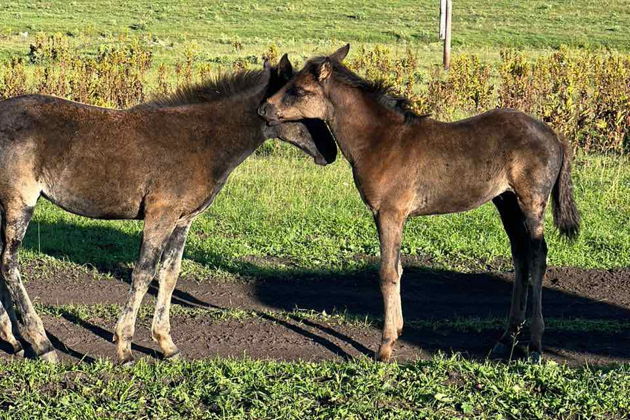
top-left (1, 2), bottom-right (629, 417)
top-left (21, 153), bottom-right (630, 280)
top-left (0, 0), bottom-right (628, 65)
top-left (1, 357), bottom-right (628, 419)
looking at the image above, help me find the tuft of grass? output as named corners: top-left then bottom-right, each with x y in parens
top-left (0, 356), bottom-right (628, 419)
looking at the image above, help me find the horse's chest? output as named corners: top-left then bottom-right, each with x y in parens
top-left (185, 178), bottom-right (228, 219)
top-left (351, 170), bottom-right (380, 213)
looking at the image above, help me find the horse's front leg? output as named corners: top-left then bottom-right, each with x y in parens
top-left (375, 210), bottom-right (406, 362)
top-left (1, 203), bottom-right (57, 362)
top-left (114, 206), bottom-right (179, 365)
top-left (151, 220), bottom-right (192, 360)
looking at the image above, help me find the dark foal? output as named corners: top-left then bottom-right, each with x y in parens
top-left (259, 45), bottom-right (580, 363)
top-left (0, 57), bottom-right (335, 364)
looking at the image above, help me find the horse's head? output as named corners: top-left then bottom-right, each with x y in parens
top-left (260, 55), bottom-right (337, 166)
top-left (258, 44), bottom-right (349, 126)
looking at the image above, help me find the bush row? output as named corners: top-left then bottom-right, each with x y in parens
top-left (1, 34), bottom-right (628, 153)
top-left (348, 46), bottom-right (629, 154)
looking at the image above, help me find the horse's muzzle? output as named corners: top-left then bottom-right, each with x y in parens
top-left (258, 102), bottom-right (282, 125)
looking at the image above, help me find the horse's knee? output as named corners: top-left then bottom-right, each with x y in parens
top-left (379, 266), bottom-right (399, 287)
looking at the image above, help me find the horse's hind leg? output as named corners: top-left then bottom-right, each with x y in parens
top-left (114, 205), bottom-right (179, 365)
top-left (510, 187), bottom-right (549, 363)
top-left (490, 192), bottom-right (530, 358)
top-left (151, 221), bottom-right (191, 360)
top-left (375, 210), bottom-right (406, 362)
top-left (523, 207), bottom-right (548, 364)
top-left (1, 203), bottom-right (57, 362)
top-left (0, 281), bottom-right (23, 356)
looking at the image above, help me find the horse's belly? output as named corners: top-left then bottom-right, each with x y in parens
top-left (412, 182), bottom-right (507, 216)
top-left (42, 187), bottom-right (144, 219)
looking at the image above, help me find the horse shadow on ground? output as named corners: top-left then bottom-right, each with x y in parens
top-left (15, 219), bottom-right (630, 363)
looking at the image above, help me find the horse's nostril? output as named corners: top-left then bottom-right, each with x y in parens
top-left (257, 105), bottom-right (267, 117)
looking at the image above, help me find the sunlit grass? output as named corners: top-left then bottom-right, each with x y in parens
top-left (21, 153), bottom-right (629, 279)
top-left (0, 0), bottom-right (628, 65)
top-left (1, 356), bottom-right (628, 418)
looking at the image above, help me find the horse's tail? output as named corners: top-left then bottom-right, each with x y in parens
top-left (551, 137), bottom-right (580, 240)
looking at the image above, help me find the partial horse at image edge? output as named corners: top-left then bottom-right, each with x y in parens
top-left (0, 56), bottom-right (335, 364)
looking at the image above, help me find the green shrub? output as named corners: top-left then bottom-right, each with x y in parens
top-left (349, 47), bottom-right (629, 154)
top-left (1, 37), bottom-right (628, 153)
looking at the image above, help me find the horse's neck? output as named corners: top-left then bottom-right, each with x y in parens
top-left (328, 85), bottom-right (401, 165)
top-left (196, 96), bottom-right (265, 160)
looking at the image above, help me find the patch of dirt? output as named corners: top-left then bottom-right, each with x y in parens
top-left (4, 262), bottom-right (629, 365)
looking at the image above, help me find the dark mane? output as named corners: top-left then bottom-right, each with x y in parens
top-left (306, 57), bottom-right (425, 123)
top-left (136, 69), bottom-right (266, 109)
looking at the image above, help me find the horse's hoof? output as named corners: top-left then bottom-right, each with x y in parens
top-left (164, 350), bottom-right (181, 362)
top-left (528, 351), bottom-right (543, 364)
top-left (376, 346), bottom-right (393, 362)
top-left (40, 349), bottom-right (59, 363)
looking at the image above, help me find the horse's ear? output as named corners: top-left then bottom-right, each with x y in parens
top-left (260, 59), bottom-right (272, 85)
top-left (330, 44), bottom-right (350, 62)
top-left (317, 58), bottom-right (333, 81)
top-left (278, 53), bottom-right (293, 80)
top-left (263, 58), bottom-right (272, 71)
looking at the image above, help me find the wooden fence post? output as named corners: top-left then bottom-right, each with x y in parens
top-left (443, 0), bottom-right (452, 70)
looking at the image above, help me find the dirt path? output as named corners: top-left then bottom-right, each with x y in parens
top-left (2, 263), bottom-right (629, 365)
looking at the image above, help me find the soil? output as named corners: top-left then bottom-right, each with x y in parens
top-left (1, 261), bottom-right (629, 366)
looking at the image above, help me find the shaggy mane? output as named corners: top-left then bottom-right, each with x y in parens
top-left (305, 57), bottom-right (427, 123)
top-left (136, 69), bottom-right (266, 109)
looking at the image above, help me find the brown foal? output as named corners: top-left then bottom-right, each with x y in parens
top-left (259, 45), bottom-right (580, 363)
top-left (0, 57), bottom-right (335, 364)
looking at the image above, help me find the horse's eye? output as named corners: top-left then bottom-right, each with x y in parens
top-left (287, 86), bottom-right (306, 97)
top-left (283, 86), bottom-right (307, 105)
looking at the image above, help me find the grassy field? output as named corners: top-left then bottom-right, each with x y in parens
top-left (4, 151), bottom-right (628, 419)
top-left (1, 1), bottom-right (629, 418)
top-left (1, 357), bottom-right (628, 419)
top-left (21, 153), bottom-right (630, 279)
top-left (0, 0), bottom-right (629, 65)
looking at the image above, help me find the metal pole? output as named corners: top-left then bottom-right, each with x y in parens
top-left (443, 0), bottom-right (452, 70)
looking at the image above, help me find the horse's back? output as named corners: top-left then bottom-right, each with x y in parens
top-left (0, 94), bottom-right (219, 220)
top-left (0, 94), bottom-right (122, 148)
top-left (0, 95), bottom-right (166, 218)
top-left (394, 109), bottom-right (564, 215)
top-left (418, 109), bottom-right (563, 175)
top-left (446, 108), bottom-right (557, 145)
top-left (455, 108), bottom-right (564, 185)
